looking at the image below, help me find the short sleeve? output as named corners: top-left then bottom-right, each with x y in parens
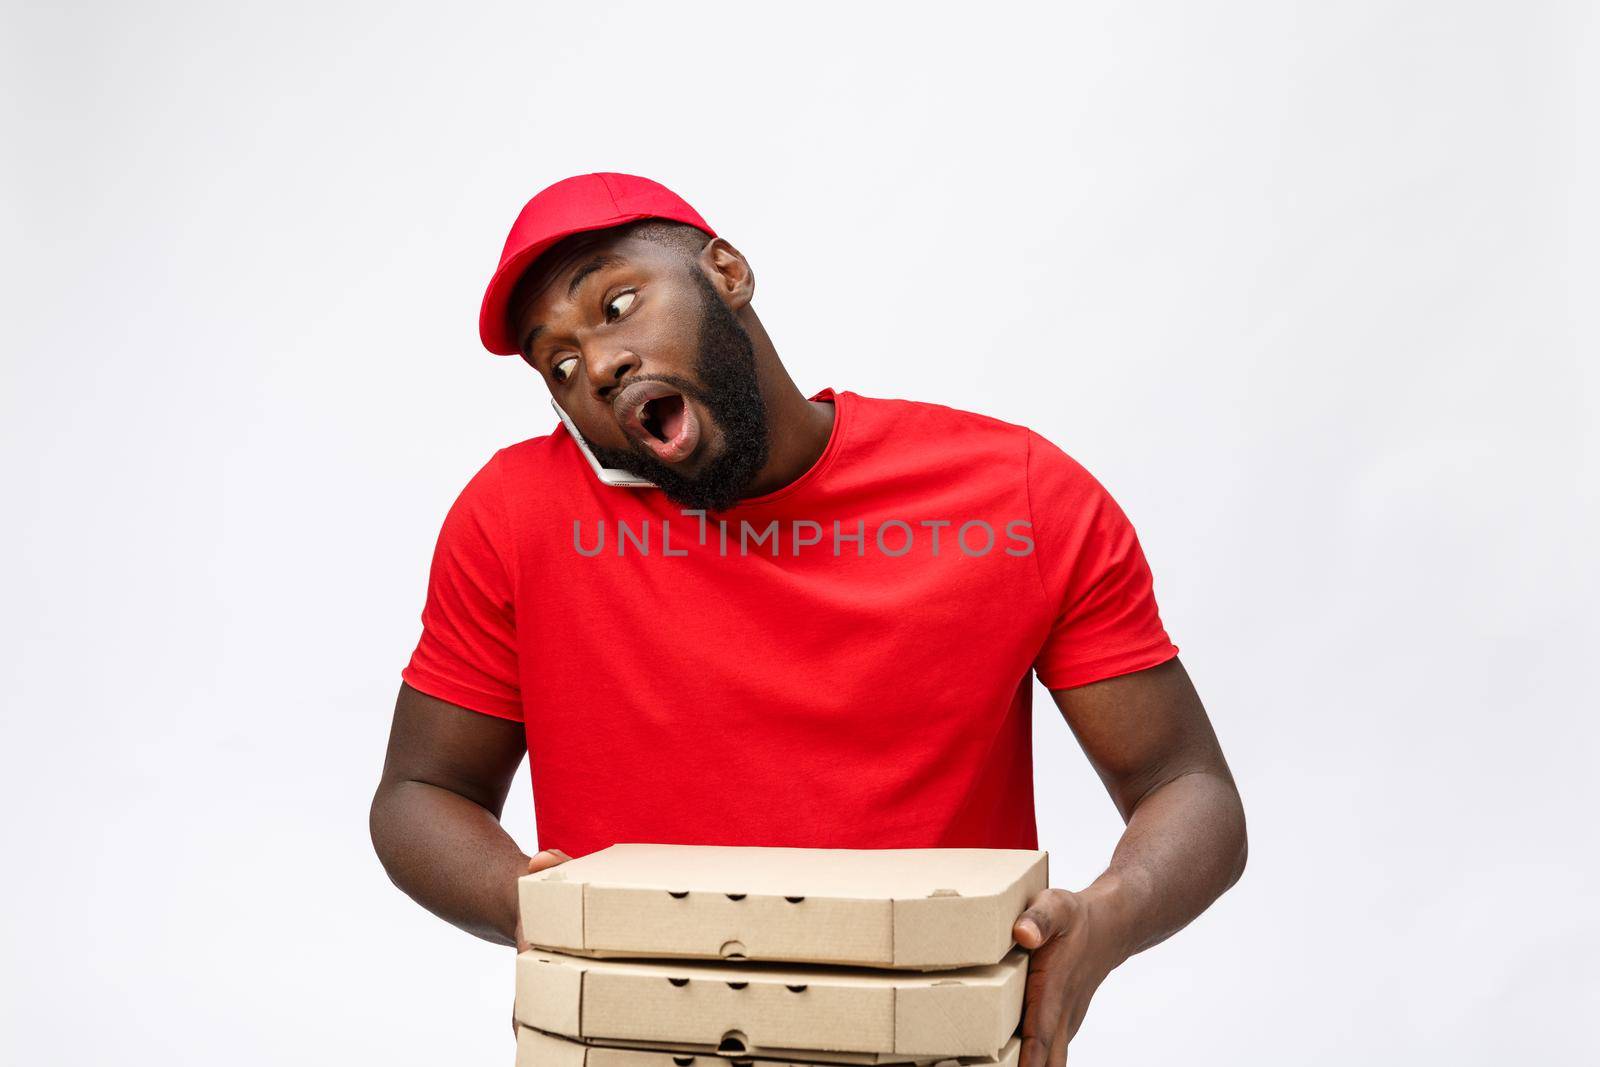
top-left (1026, 430), bottom-right (1178, 690)
top-left (400, 452), bottom-right (524, 721)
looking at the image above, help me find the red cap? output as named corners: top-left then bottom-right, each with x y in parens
top-left (478, 172), bottom-right (716, 355)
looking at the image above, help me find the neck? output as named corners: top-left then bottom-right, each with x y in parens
top-left (737, 307), bottom-right (835, 499)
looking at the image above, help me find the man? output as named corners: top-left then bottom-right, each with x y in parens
top-left (370, 173), bottom-right (1247, 1066)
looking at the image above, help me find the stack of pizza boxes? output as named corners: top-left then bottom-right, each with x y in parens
top-left (514, 844), bottom-right (1048, 1067)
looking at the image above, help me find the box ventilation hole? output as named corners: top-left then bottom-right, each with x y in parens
top-left (726, 981), bottom-right (748, 990)
top-left (672, 1059), bottom-right (694, 1066)
top-left (668, 891), bottom-right (689, 899)
top-left (719, 940), bottom-right (747, 958)
top-left (725, 893), bottom-right (746, 901)
top-left (717, 1031), bottom-right (749, 1054)
top-left (785, 984), bottom-right (808, 993)
top-left (784, 896), bottom-right (805, 904)
top-left (667, 977), bottom-right (689, 987)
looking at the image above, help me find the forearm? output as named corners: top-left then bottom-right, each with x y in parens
top-left (1085, 770), bottom-right (1247, 961)
top-left (369, 778), bottom-right (530, 946)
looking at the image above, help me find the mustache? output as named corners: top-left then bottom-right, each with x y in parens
top-left (585, 273), bottom-right (769, 512)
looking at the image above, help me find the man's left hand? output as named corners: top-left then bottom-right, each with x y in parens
top-left (1011, 885), bottom-right (1130, 1067)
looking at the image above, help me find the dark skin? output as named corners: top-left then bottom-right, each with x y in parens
top-left (510, 229), bottom-right (835, 493)
top-left (370, 228), bottom-right (1247, 1064)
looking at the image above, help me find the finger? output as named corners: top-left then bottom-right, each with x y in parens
top-left (1013, 887), bottom-right (1071, 949)
top-left (1016, 947), bottom-right (1064, 1067)
top-left (527, 848), bottom-right (572, 873)
top-left (1048, 1017), bottom-right (1071, 1067)
top-left (1018, 1034), bottom-right (1052, 1067)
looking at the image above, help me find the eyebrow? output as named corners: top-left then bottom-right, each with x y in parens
top-left (519, 252), bottom-right (627, 357)
top-left (566, 252), bottom-right (626, 299)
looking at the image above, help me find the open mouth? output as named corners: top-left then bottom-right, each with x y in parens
top-left (614, 380), bottom-right (703, 464)
top-left (639, 394), bottom-right (684, 444)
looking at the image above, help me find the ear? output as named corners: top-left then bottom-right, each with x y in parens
top-left (697, 237), bottom-right (755, 311)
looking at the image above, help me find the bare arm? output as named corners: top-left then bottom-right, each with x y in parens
top-left (1050, 654), bottom-right (1247, 954)
top-left (1013, 657), bottom-right (1247, 1066)
top-left (369, 683), bottom-right (563, 947)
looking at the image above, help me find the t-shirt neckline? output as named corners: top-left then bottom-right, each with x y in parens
top-left (723, 387), bottom-right (848, 510)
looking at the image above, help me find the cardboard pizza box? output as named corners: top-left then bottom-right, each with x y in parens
top-left (519, 844), bottom-right (1048, 970)
top-left (513, 947), bottom-right (1028, 1061)
top-left (514, 1027), bottom-right (1024, 1067)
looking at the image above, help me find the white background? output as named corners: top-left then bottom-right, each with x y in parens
top-left (3, 1), bottom-right (1596, 1063)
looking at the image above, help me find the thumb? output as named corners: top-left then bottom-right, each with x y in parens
top-left (1013, 888), bottom-right (1068, 949)
top-left (527, 848), bottom-right (572, 874)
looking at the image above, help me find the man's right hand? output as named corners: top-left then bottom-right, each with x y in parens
top-left (511, 848), bottom-right (573, 1037)
top-left (372, 685), bottom-right (535, 948)
top-left (514, 848), bottom-right (573, 953)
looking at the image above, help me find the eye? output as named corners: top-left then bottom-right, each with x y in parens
top-left (550, 355), bottom-right (579, 383)
top-left (605, 290), bottom-right (637, 322)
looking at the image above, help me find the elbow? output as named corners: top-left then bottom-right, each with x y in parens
top-left (1224, 788), bottom-right (1249, 890)
top-left (1228, 833), bottom-right (1249, 891)
top-left (368, 783), bottom-right (402, 886)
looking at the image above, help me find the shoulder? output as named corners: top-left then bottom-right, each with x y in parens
top-left (844, 390), bottom-right (1028, 435)
top-left (842, 391), bottom-right (1098, 481)
top-left (490, 429), bottom-right (565, 473)
top-left (840, 390), bottom-right (1035, 461)
top-left (433, 429), bottom-right (579, 543)
top-left (449, 432), bottom-right (551, 499)
top-left (460, 427), bottom-right (586, 511)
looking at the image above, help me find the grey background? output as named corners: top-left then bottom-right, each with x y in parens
top-left (2, 1), bottom-right (1596, 1063)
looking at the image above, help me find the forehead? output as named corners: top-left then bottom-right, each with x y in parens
top-left (511, 233), bottom-right (681, 347)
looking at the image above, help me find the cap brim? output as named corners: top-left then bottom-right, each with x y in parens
top-left (477, 213), bottom-right (654, 356)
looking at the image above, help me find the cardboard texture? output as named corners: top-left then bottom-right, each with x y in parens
top-left (528, 1034), bottom-right (971, 1066)
top-left (519, 844), bottom-right (1048, 970)
top-left (513, 948), bottom-right (1027, 1061)
top-left (514, 1028), bottom-right (1024, 1067)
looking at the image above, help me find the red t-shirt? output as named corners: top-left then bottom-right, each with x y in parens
top-left (402, 388), bottom-right (1177, 859)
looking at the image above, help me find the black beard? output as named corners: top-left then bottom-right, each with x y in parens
top-left (586, 270), bottom-right (770, 513)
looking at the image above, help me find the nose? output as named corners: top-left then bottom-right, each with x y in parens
top-left (585, 344), bottom-right (641, 403)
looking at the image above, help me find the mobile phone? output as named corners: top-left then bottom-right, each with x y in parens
top-left (550, 398), bottom-right (655, 488)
